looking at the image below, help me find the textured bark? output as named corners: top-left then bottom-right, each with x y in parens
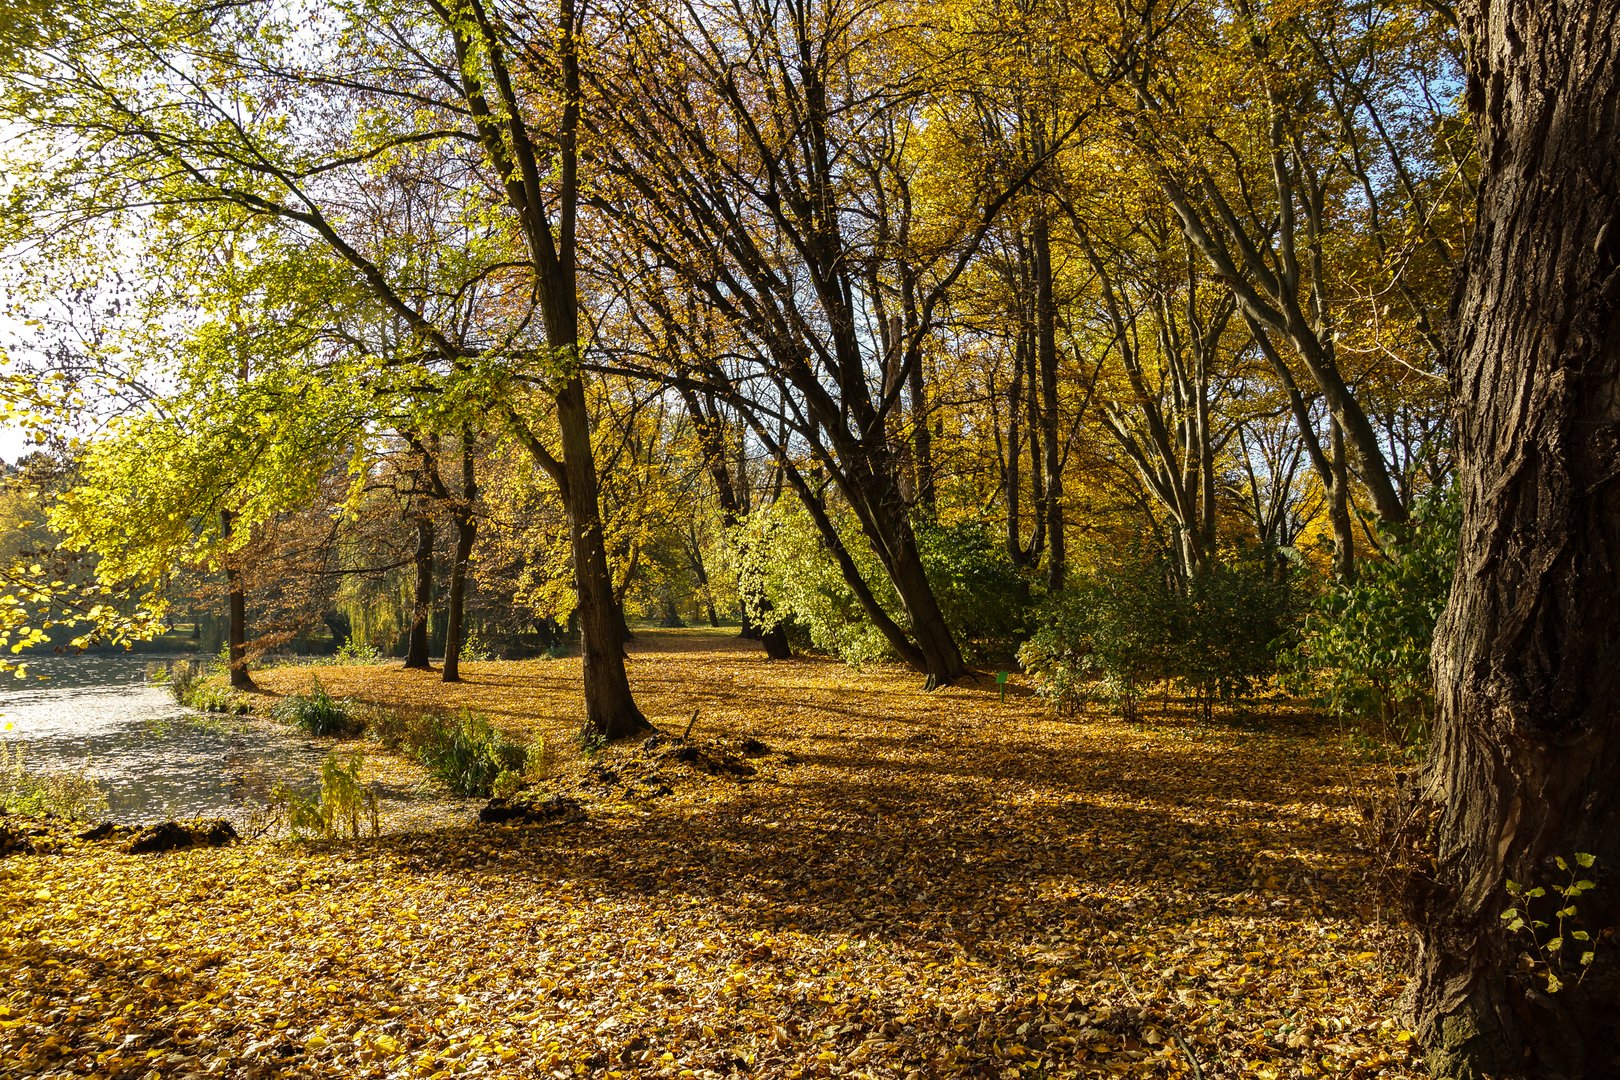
top-left (1329, 422), bottom-right (1356, 585)
top-left (450, 0), bottom-right (647, 741)
top-left (404, 513), bottom-right (433, 670)
top-left (1409, 2), bottom-right (1620, 1076)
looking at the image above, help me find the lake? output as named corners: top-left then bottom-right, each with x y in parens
top-left (0, 652), bottom-right (329, 825)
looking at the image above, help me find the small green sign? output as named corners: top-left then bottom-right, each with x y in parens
top-left (995, 670), bottom-right (1009, 702)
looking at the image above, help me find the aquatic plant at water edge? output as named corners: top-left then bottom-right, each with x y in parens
top-left (147, 658), bottom-right (205, 705)
top-left (270, 751), bottom-right (379, 840)
top-left (147, 659), bottom-right (248, 714)
top-left (1, 730), bottom-right (109, 821)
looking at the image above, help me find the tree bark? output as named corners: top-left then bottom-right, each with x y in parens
top-left (1409, 2), bottom-right (1620, 1075)
top-left (1329, 421), bottom-right (1356, 584)
top-left (556, 373), bottom-right (650, 740)
top-left (1032, 205), bottom-right (1067, 591)
top-left (219, 509), bottom-right (256, 691)
top-left (442, 439), bottom-right (477, 683)
top-left (451, 0), bottom-right (648, 741)
top-left (404, 512), bottom-right (434, 669)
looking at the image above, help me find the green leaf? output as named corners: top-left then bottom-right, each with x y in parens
top-left (1576, 853), bottom-right (1596, 868)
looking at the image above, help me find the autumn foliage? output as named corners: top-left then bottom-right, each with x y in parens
top-left (1, 633), bottom-right (1424, 1078)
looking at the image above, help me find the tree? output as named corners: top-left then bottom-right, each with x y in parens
top-left (1407, 1), bottom-right (1620, 1075)
top-left (586, 0), bottom-right (1102, 684)
top-left (2, 0), bottom-right (650, 738)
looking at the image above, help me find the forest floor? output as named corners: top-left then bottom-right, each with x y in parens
top-left (1, 629), bottom-right (1425, 1078)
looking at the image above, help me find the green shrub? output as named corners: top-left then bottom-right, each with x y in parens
top-left (1020, 549), bottom-right (1297, 719)
top-left (915, 521), bottom-right (1031, 664)
top-left (187, 685), bottom-right (250, 714)
top-left (148, 658), bottom-right (249, 713)
top-left (459, 630), bottom-right (494, 663)
top-left (415, 711), bottom-right (532, 797)
top-left (1178, 558), bottom-right (1301, 710)
top-left (333, 639), bottom-right (387, 665)
top-left (271, 678), bottom-right (361, 737)
top-left (1019, 554), bottom-right (1180, 718)
top-left (737, 502), bottom-right (895, 666)
top-left (1285, 487), bottom-right (1459, 749)
top-left (740, 504), bottom-right (1034, 668)
top-left (148, 657), bottom-right (206, 705)
top-left (272, 751), bottom-right (379, 839)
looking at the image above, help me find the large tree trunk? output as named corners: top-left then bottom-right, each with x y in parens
top-left (1408, 3), bottom-right (1620, 1076)
top-left (404, 513), bottom-right (434, 670)
top-left (847, 457), bottom-right (967, 687)
top-left (556, 373), bottom-right (651, 741)
top-left (219, 510), bottom-right (255, 691)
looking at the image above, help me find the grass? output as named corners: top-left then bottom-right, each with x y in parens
top-left (0, 629), bottom-right (1420, 1078)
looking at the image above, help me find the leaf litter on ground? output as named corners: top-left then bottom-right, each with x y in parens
top-left (0, 629), bottom-right (1423, 1078)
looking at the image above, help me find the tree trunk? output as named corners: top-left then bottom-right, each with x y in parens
top-left (678, 387), bottom-right (793, 660)
top-left (556, 373), bottom-right (650, 741)
top-left (908, 340), bottom-right (935, 515)
top-left (219, 510), bottom-right (255, 691)
top-left (404, 513), bottom-right (434, 670)
top-left (1033, 207), bottom-right (1066, 591)
top-left (442, 511), bottom-right (475, 683)
top-left (851, 459), bottom-right (967, 687)
top-left (1329, 421), bottom-right (1356, 584)
top-left (1408, 3), bottom-right (1620, 1075)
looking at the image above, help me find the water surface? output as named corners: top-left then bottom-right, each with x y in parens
top-left (0, 653), bottom-right (328, 824)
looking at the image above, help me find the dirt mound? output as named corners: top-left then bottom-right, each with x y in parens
top-left (478, 794), bottom-right (586, 826)
top-left (0, 822), bottom-right (35, 857)
top-left (126, 819), bottom-right (239, 854)
top-left (581, 733), bottom-right (784, 801)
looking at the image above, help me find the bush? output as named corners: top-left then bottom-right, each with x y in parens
top-left (415, 711), bottom-right (534, 797)
top-left (738, 502), bottom-right (895, 666)
top-left (915, 521), bottom-right (1031, 664)
top-left (1019, 554), bottom-right (1181, 718)
top-left (272, 751), bottom-right (379, 839)
top-left (741, 505), bottom-right (1035, 668)
top-left (187, 685), bottom-right (250, 714)
top-left (333, 639), bottom-right (387, 665)
top-left (1019, 549), bottom-right (1297, 719)
top-left (270, 678), bottom-right (361, 737)
top-left (1179, 558), bottom-right (1301, 709)
top-left (148, 658), bottom-right (249, 714)
top-left (1286, 487), bottom-right (1459, 748)
top-left (148, 657), bottom-right (206, 705)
